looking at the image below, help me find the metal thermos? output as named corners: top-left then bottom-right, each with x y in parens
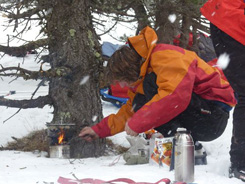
top-left (174, 128), bottom-right (194, 183)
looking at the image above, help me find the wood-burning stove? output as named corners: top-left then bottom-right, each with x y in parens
top-left (47, 123), bottom-right (76, 159)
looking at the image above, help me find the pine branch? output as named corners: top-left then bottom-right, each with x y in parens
top-left (0, 95), bottom-right (52, 108)
top-left (6, 7), bottom-right (42, 19)
top-left (0, 38), bottom-right (48, 57)
top-left (0, 64), bottom-right (72, 80)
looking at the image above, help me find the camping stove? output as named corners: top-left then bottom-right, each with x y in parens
top-left (47, 123), bottom-right (75, 159)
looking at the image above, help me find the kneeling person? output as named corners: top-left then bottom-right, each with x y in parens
top-left (79, 26), bottom-right (236, 148)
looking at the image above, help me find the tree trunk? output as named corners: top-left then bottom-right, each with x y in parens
top-left (179, 15), bottom-right (191, 49)
top-left (46, 0), bottom-right (105, 158)
top-left (155, 0), bottom-right (179, 44)
top-left (132, 0), bottom-right (151, 35)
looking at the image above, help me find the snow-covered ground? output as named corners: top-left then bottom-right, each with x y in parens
top-left (0, 54), bottom-right (244, 184)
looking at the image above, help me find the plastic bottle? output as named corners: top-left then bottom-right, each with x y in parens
top-left (174, 127), bottom-right (194, 183)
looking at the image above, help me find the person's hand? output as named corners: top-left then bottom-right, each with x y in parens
top-left (125, 122), bottom-right (138, 136)
top-left (79, 126), bottom-right (99, 142)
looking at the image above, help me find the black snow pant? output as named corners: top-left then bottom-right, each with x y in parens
top-left (132, 72), bottom-right (229, 143)
top-left (211, 23), bottom-right (245, 169)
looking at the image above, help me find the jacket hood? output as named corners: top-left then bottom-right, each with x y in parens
top-left (128, 26), bottom-right (158, 79)
top-left (128, 26), bottom-right (158, 59)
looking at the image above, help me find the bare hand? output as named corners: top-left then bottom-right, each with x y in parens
top-left (79, 126), bottom-right (99, 142)
top-left (125, 122), bottom-right (138, 136)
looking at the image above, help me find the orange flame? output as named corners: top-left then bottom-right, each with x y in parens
top-left (58, 129), bottom-right (65, 144)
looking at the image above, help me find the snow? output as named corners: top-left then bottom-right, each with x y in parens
top-left (217, 53), bottom-right (230, 70)
top-left (80, 75), bottom-right (90, 85)
top-left (0, 15), bottom-right (244, 184)
top-left (0, 16), bottom-right (43, 47)
top-left (168, 14), bottom-right (177, 23)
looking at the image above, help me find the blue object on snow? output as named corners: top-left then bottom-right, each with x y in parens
top-left (100, 88), bottom-right (128, 108)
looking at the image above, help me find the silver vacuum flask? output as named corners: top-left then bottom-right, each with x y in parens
top-left (174, 127), bottom-right (194, 183)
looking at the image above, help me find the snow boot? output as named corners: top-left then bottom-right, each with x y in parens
top-left (194, 142), bottom-right (207, 165)
top-left (229, 166), bottom-right (245, 182)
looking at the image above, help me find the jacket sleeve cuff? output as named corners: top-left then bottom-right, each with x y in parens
top-left (91, 116), bottom-right (111, 138)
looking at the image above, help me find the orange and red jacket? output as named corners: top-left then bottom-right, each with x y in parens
top-left (200, 0), bottom-right (245, 45)
top-left (92, 26), bottom-right (237, 138)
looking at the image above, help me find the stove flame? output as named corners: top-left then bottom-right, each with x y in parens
top-left (58, 129), bottom-right (65, 144)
